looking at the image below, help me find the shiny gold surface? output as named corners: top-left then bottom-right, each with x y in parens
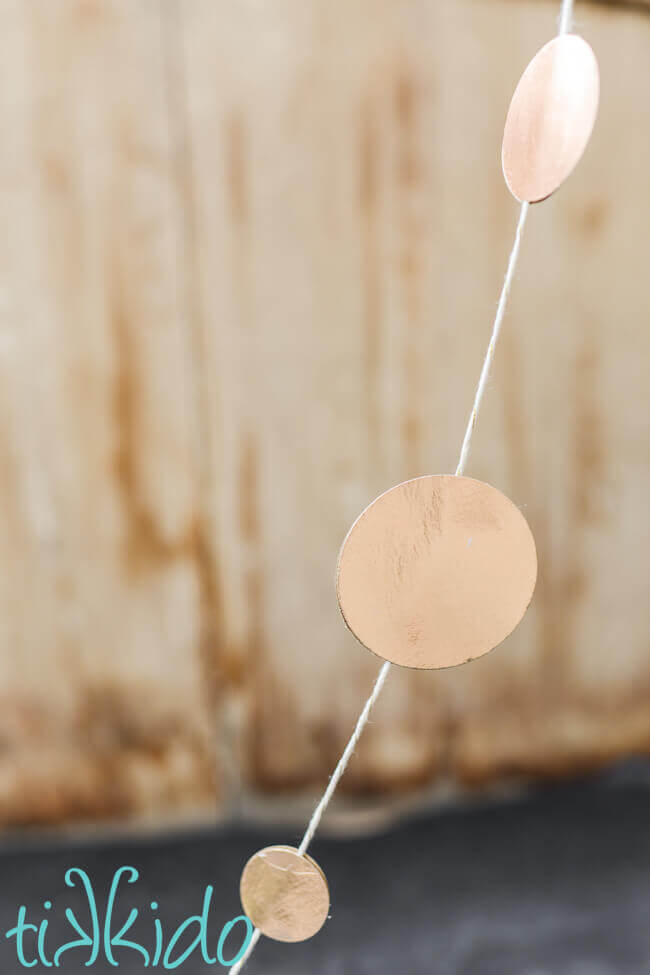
top-left (240, 845), bottom-right (330, 943)
top-left (337, 475), bottom-right (537, 670)
top-left (502, 34), bottom-right (599, 203)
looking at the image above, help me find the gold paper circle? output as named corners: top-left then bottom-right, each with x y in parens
top-left (337, 475), bottom-right (537, 670)
top-left (240, 845), bottom-right (330, 943)
top-left (502, 34), bottom-right (599, 203)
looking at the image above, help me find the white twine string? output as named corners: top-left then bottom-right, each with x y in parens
top-left (297, 659), bottom-right (392, 855)
top-left (455, 200), bottom-right (529, 477)
top-left (559, 0), bottom-right (574, 34)
top-left (231, 662), bottom-right (392, 973)
top-left (232, 2), bottom-right (575, 969)
top-left (231, 929), bottom-right (261, 971)
top-left (231, 205), bottom-right (530, 975)
top-left (297, 198), bottom-right (532, 869)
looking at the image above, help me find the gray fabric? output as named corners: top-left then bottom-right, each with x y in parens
top-left (1, 773), bottom-right (649, 973)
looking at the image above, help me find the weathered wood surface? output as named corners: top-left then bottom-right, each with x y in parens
top-left (0, 0), bottom-right (218, 825)
top-left (0, 0), bottom-right (648, 827)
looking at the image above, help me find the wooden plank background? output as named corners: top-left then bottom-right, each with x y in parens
top-left (0, 0), bottom-right (648, 828)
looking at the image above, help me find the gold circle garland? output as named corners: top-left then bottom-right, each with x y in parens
top-left (232, 2), bottom-right (599, 969)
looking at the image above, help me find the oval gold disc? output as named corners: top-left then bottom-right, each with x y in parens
top-left (502, 34), bottom-right (599, 203)
top-left (240, 845), bottom-right (330, 943)
top-left (337, 475), bottom-right (537, 670)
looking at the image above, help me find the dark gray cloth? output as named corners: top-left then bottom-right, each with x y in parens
top-left (1, 773), bottom-right (650, 973)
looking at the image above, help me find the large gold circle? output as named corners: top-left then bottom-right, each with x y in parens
top-left (239, 845), bottom-right (330, 943)
top-left (337, 475), bottom-right (537, 669)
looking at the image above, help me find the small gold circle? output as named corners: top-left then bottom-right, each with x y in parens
top-left (337, 475), bottom-right (537, 670)
top-left (239, 845), bottom-right (330, 943)
top-left (502, 35), bottom-right (600, 203)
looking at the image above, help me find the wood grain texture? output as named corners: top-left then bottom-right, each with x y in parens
top-left (177, 0), bottom-right (650, 798)
top-left (0, 0), bottom-right (218, 825)
top-left (0, 0), bottom-right (648, 828)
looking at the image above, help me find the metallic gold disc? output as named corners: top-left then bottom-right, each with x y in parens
top-left (239, 845), bottom-right (329, 943)
top-left (502, 34), bottom-right (599, 203)
top-left (337, 475), bottom-right (537, 670)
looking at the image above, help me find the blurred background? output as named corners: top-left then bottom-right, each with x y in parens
top-left (0, 0), bottom-right (648, 971)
